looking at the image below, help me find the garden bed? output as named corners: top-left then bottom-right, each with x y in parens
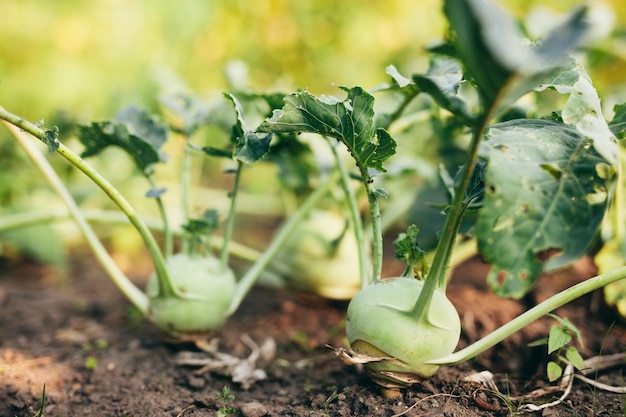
top-left (1, 252), bottom-right (624, 417)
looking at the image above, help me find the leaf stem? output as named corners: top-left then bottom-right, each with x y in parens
top-left (0, 106), bottom-right (175, 299)
top-left (329, 142), bottom-right (370, 288)
top-left (181, 137), bottom-right (192, 225)
top-left (147, 176), bottom-right (173, 259)
top-left (428, 266), bottom-right (626, 365)
top-left (227, 171), bottom-right (338, 315)
top-left (360, 166), bottom-right (384, 284)
top-left (220, 160), bottom-right (243, 270)
top-left (1, 117), bottom-right (150, 313)
top-left (412, 113), bottom-right (488, 320)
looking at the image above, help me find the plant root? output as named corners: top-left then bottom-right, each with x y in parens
top-left (461, 352), bottom-right (626, 412)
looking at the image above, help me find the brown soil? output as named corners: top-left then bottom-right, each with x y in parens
top-left (1, 252), bottom-right (625, 417)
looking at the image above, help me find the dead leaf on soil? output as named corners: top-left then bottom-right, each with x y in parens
top-left (172, 334), bottom-right (275, 389)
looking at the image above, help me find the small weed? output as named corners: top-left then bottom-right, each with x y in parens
top-left (29, 384), bottom-right (45, 417)
top-left (216, 385), bottom-right (236, 416)
top-left (84, 355), bottom-right (98, 370)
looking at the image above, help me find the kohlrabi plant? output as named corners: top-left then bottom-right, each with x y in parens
top-left (0, 90), bottom-right (337, 340)
top-left (259, 0), bottom-right (626, 396)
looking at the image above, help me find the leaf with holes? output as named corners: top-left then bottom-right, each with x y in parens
top-left (477, 119), bottom-right (615, 298)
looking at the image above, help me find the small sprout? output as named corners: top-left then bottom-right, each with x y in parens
top-left (530, 314), bottom-right (585, 382)
top-left (216, 385), bottom-right (236, 416)
top-left (84, 356), bottom-right (98, 370)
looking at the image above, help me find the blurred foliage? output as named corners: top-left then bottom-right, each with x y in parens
top-left (2, 0), bottom-right (624, 119)
top-left (1, 0), bottom-right (625, 263)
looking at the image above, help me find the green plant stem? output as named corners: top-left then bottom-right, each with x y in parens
top-left (1, 119), bottom-right (150, 313)
top-left (181, 137), bottom-right (192, 225)
top-left (227, 171), bottom-right (338, 315)
top-left (360, 165), bottom-right (384, 284)
top-left (0, 208), bottom-right (264, 263)
top-left (220, 160), bottom-right (243, 270)
top-left (411, 114), bottom-right (488, 320)
top-left (147, 176), bottom-right (173, 259)
top-left (428, 265), bottom-right (626, 365)
top-left (329, 142), bottom-right (370, 288)
top-left (0, 106), bottom-right (176, 299)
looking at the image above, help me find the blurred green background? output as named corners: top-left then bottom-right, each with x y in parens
top-left (2, 0), bottom-right (625, 120)
top-left (1, 0), bottom-right (625, 267)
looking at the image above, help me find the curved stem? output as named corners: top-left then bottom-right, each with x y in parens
top-left (0, 106), bottom-right (175, 299)
top-left (1, 119), bottom-right (149, 313)
top-left (220, 160), bottom-right (243, 270)
top-left (227, 171), bottom-right (338, 315)
top-left (329, 142), bottom-right (370, 288)
top-left (428, 266), bottom-right (626, 365)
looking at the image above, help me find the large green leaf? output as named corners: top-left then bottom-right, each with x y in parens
top-left (477, 119), bottom-right (615, 298)
top-left (257, 86), bottom-right (396, 172)
top-left (444, 0), bottom-right (589, 109)
top-left (78, 106), bottom-right (168, 174)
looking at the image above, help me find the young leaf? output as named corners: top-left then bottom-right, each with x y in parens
top-left (565, 346), bottom-right (585, 370)
top-left (257, 86), bottom-right (396, 173)
top-left (549, 314), bottom-right (584, 347)
top-left (224, 93), bottom-right (272, 163)
top-left (548, 324), bottom-right (572, 354)
top-left (78, 106), bottom-right (168, 174)
top-left (42, 126), bottom-right (60, 153)
top-left (547, 361), bottom-right (563, 382)
top-left (394, 224), bottom-right (428, 279)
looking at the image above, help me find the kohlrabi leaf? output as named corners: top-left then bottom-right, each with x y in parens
top-left (609, 103), bottom-right (626, 139)
top-left (444, 0), bottom-right (589, 109)
top-left (477, 119), bottom-right (615, 298)
top-left (536, 64), bottom-right (619, 168)
top-left (412, 56), bottom-right (475, 125)
top-left (224, 93), bottom-right (272, 163)
top-left (78, 106), bottom-right (168, 174)
top-left (258, 86), bottom-right (396, 172)
top-left (159, 92), bottom-right (208, 134)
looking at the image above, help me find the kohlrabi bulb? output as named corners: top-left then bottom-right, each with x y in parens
top-left (146, 253), bottom-right (236, 339)
top-left (346, 277), bottom-right (461, 389)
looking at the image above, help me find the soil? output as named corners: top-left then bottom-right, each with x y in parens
top-left (1, 250), bottom-right (625, 417)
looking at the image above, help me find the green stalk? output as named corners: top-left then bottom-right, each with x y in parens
top-left (181, 137), bottom-right (192, 225)
top-left (147, 176), bottom-right (172, 259)
top-left (0, 106), bottom-right (176, 299)
top-left (410, 113), bottom-right (488, 320)
top-left (220, 160), bottom-right (244, 270)
top-left (360, 164), bottom-right (384, 284)
top-left (1, 119), bottom-right (150, 313)
top-left (329, 142), bottom-right (370, 288)
top-left (428, 265), bottom-right (626, 365)
top-left (227, 171), bottom-right (338, 315)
